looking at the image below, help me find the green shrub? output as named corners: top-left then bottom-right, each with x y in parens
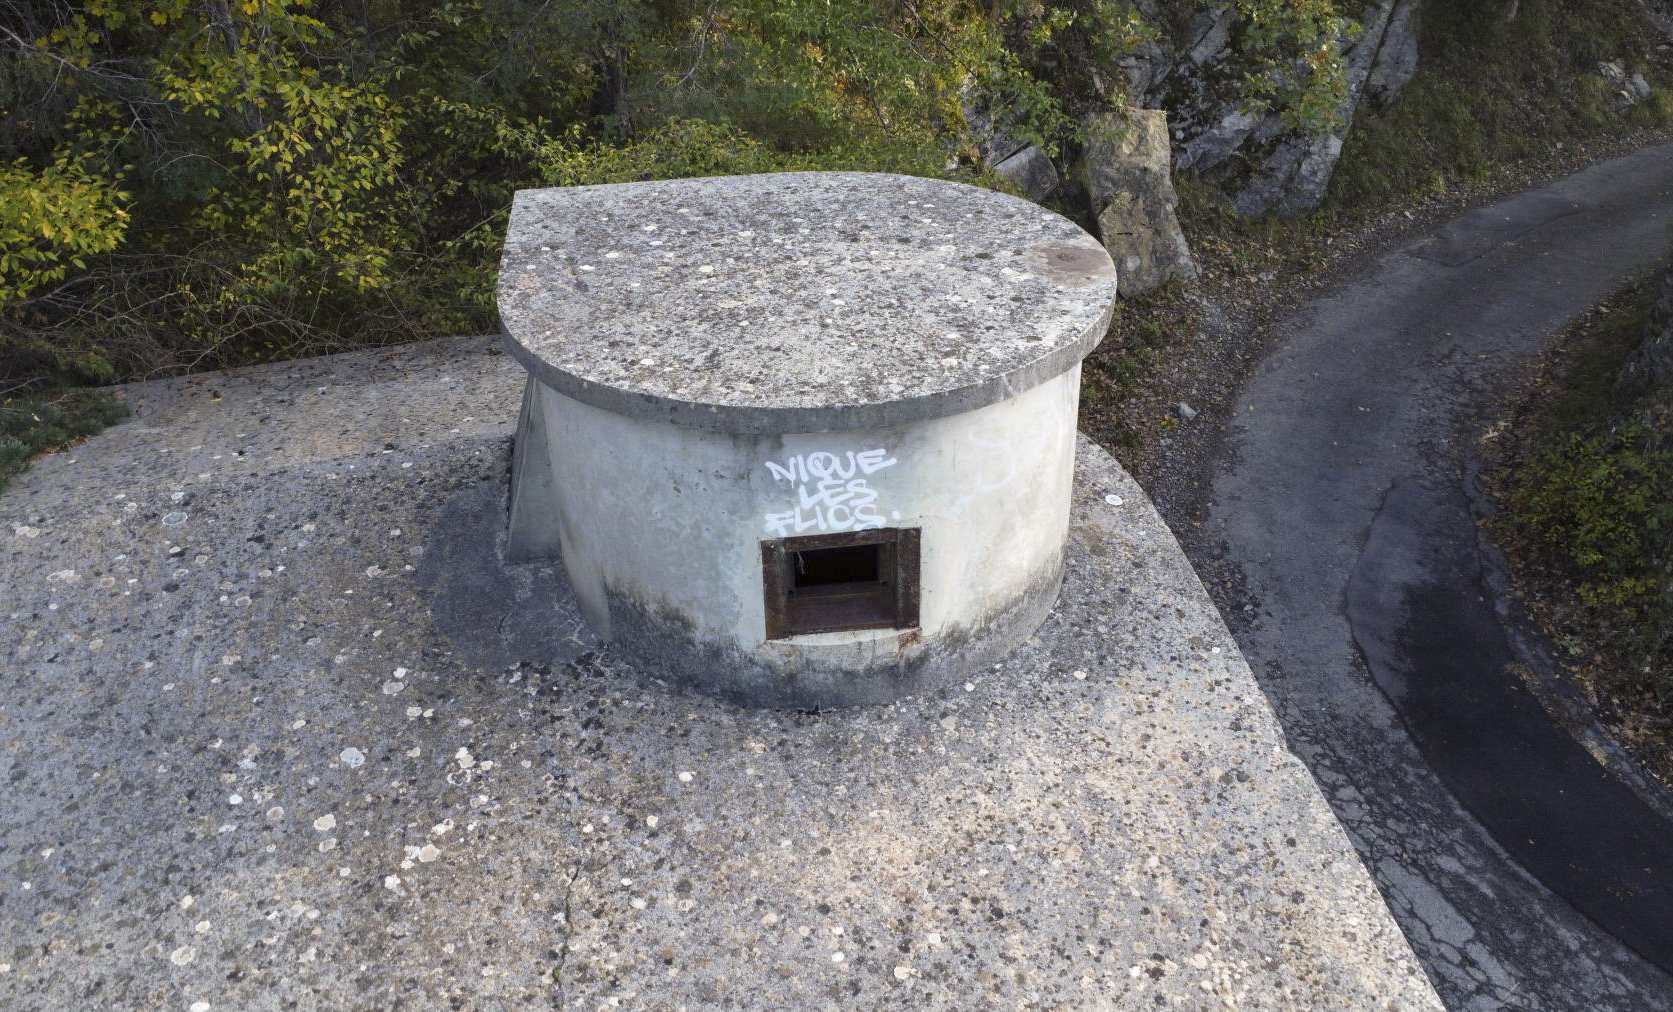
top-left (0, 388), bottom-right (128, 492)
top-left (1513, 425), bottom-right (1672, 690)
top-left (1516, 428), bottom-right (1670, 603)
top-left (0, 0), bottom-right (1372, 394)
top-left (1505, 267), bottom-right (1673, 699)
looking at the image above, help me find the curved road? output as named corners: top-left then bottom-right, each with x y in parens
top-left (1203, 143), bottom-right (1673, 1009)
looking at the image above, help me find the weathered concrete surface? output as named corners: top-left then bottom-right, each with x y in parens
top-left (497, 173), bottom-right (1117, 434)
top-left (505, 369), bottom-right (1081, 710)
top-left (0, 337), bottom-right (1440, 1010)
top-left (500, 173), bottom-right (1116, 710)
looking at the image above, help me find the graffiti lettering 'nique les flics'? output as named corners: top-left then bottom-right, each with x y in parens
top-left (762, 449), bottom-right (897, 536)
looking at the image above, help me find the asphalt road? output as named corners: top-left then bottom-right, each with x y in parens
top-left (1202, 142), bottom-right (1673, 1009)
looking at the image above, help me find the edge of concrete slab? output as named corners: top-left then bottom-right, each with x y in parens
top-left (0, 336), bottom-right (1441, 1009)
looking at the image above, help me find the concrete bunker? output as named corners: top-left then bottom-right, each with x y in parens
top-left (496, 171), bottom-right (1119, 708)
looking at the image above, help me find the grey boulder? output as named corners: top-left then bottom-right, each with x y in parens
top-left (1233, 0), bottom-right (1405, 216)
top-left (1365, 0), bottom-right (1421, 106)
top-left (1080, 108), bottom-right (1198, 297)
top-left (992, 143), bottom-right (1062, 202)
top-left (963, 96), bottom-right (1061, 201)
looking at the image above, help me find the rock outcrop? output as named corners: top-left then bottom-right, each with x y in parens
top-left (1234, 0), bottom-right (1420, 216)
top-left (1079, 109), bottom-right (1197, 297)
top-left (1599, 60), bottom-right (1656, 112)
top-left (990, 144), bottom-right (1061, 202)
top-left (970, 1), bottom-right (1431, 231)
top-left (1141, 0), bottom-right (1423, 217)
top-left (1366, 0), bottom-right (1422, 106)
top-left (1641, 0), bottom-right (1673, 39)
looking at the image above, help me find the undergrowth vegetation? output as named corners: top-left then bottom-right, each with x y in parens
top-left (0, 385), bottom-right (126, 490)
top-left (0, 0), bottom-right (1356, 389)
top-left (1501, 268), bottom-right (1673, 710)
top-left (1329, 0), bottom-right (1673, 209)
top-left (1079, 277), bottom-right (1194, 447)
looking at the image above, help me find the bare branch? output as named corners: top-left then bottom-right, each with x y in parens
top-left (475, 0), bottom-right (557, 84)
top-left (0, 21), bottom-right (152, 90)
top-left (677, 0), bottom-right (721, 88)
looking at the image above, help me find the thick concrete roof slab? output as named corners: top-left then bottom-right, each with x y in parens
top-left (497, 173), bottom-right (1118, 432)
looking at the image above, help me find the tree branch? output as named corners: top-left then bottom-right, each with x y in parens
top-left (676, 0), bottom-right (721, 87)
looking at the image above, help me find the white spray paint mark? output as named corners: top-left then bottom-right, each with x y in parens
top-left (762, 448), bottom-right (897, 536)
top-left (964, 427), bottom-right (1018, 493)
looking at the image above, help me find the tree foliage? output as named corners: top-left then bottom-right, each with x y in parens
top-left (0, 152), bottom-right (128, 306)
top-left (0, 0), bottom-right (1347, 388)
top-left (1232, 0), bottom-right (1355, 133)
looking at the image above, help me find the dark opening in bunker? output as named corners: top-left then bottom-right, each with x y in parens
top-left (795, 543), bottom-right (880, 586)
top-left (762, 528), bottom-right (920, 639)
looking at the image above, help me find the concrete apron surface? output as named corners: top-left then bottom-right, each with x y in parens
top-left (0, 336), bottom-right (1439, 1010)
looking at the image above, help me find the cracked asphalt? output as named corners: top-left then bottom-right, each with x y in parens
top-left (1198, 142), bottom-right (1673, 1009)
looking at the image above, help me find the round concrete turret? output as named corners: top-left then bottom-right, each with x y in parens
top-left (497, 171), bottom-right (1118, 707)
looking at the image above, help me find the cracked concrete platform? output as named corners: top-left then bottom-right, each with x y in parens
top-left (0, 336), bottom-right (1440, 1010)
